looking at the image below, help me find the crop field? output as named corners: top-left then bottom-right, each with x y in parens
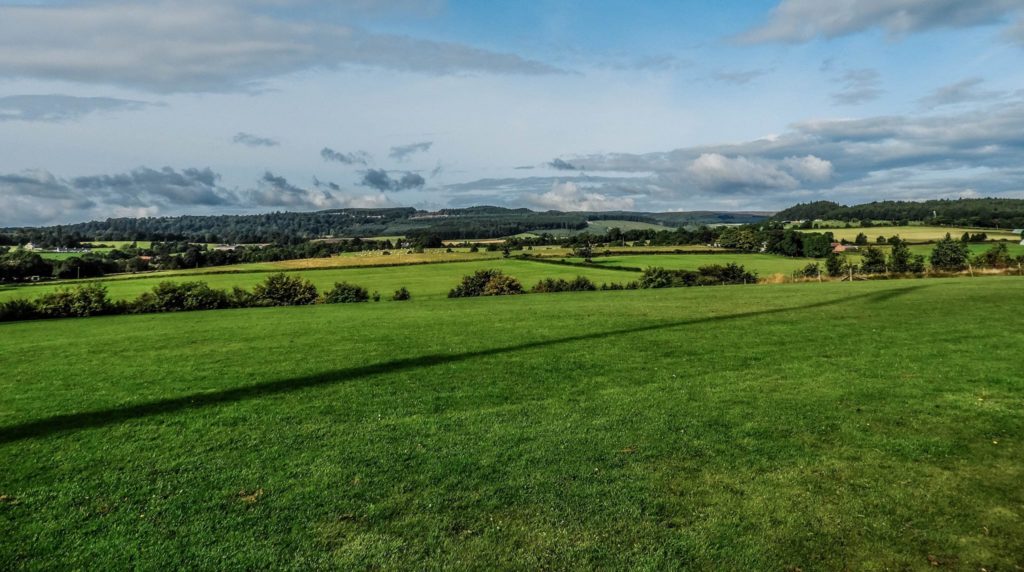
top-left (1, 278), bottom-right (1022, 569)
top-left (0, 259), bottom-right (639, 303)
top-left (573, 253), bottom-right (820, 276)
top-left (803, 226), bottom-right (1020, 243)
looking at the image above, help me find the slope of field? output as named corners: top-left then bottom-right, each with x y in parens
top-left (803, 226), bottom-right (1019, 243)
top-left (574, 253), bottom-right (818, 276)
top-left (1, 278), bottom-right (1022, 569)
top-left (0, 259), bottom-right (639, 303)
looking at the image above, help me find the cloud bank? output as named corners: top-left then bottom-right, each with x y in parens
top-left (0, 1), bottom-right (565, 93)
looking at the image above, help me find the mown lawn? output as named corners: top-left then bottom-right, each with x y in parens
top-left (0, 258), bottom-right (638, 303)
top-left (1, 278), bottom-right (1022, 569)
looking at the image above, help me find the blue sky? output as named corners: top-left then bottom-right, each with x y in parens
top-left (1, 0), bottom-right (1023, 225)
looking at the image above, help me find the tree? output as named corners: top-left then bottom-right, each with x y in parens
top-left (825, 252), bottom-right (845, 277)
top-left (854, 232), bottom-right (869, 246)
top-left (573, 243), bottom-right (593, 262)
top-left (801, 233), bottom-right (833, 258)
top-left (859, 246), bottom-right (887, 274)
top-left (888, 238), bottom-right (912, 273)
top-left (930, 234), bottom-right (970, 271)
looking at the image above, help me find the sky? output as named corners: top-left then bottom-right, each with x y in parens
top-left (1, 0), bottom-right (1024, 226)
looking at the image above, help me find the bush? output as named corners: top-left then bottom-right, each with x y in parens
top-left (449, 269), bottom-right (523, 297)
top-left (251, 273), bottom-right (318, 306)
top-left (391, 286), bottom-right (411, 301)
top-left (0, 299), bottom-right (40, 322)
top-left (639, 264), bottom-right (755, 289)
top-left (133, 281), bottom-right (231, 312)
top-left (35, 283), bottom-right (119, 318)
top-left (973, 243), bottom-right (1014, 269)
top-left (796, 263), bottom-right (821, 278)
top-left (531, 276), bottom-right (597, 293)
top-left (449, 269), bottom-right (500, 297)
top-left (483, 274), bottom-right (524, 296)
top-left (697, 264), bottom-right (757, 285)
top-left (322, 282), bottom-right (369, 303)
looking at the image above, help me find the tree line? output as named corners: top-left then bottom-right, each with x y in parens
top-left (773, 198), bottom-right (1024, 228)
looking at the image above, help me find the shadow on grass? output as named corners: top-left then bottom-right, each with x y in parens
top-left (0, 284), bottom-right (930, 444)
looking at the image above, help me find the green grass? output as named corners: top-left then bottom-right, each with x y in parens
top-left (1, 278), bottom-right (1022, 569)
top-left (573, 253), bottom-right (820, 276)
top-left (0, 259), bottom-right (639, 303)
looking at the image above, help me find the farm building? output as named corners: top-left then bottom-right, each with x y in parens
top-left (831, 243), bottom-right (859, 253)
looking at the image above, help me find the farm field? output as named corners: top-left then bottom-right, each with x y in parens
top-left (802, 226), bottom-right (1020, 243)
top-left (0, 258), bottom-right (639, 303)
top-left (573, 253), bottom-right (819, 276)
top-left (1, 278), bottom-right (1022, 569)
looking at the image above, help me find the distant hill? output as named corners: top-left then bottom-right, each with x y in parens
top-left (0, 207), bottom-right (772, 245)
top-left (773, 198), bottom-right (1024, 228)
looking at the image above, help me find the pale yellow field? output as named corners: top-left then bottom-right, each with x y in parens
top-left (801, 226), bottom-right (1019, 243)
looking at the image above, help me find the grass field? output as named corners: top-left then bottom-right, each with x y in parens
top-left (801, 226), bottom-right (1020, 243)
top-left (0, 259), bottom-right (639, 303)
top-left (1, 278), bottom-right (1022, 568)
top-left (574, 253), bottom-right (820, 276)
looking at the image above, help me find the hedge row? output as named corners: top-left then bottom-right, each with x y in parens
top-left (0, 273), bottom-right (409, 322)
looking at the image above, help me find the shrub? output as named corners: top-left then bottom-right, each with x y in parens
top-left (639, 267), bottom-right (678, 289)
top-left (449, 269), bottom-right (501, 297)
top-left (449, 269), bottom-right (523, 297)
top-left (372, 291), bottom-right (381, 302)
top-left (35, 283), bottom-right (119, 318)
top-left (391, 287), bottom-right (411, 301)
top-left (322, 282), bottom-right (369, 303)
top-left (973, 243), bottom-right (1013, 269)
top-left (482, 274), bottom-right (524, 296)
top-left (531, 276), bottom-right (597, 293)
top-left (796, 263), bottom-right (821, 278)
top-left (697, 264), bottom-right (757, 285)
top-left (0, 299), bottom-right (40, 322)
top-left (251, 273), bottom-right (318, 306)
top-left (639, 264), bottom-right (755, 288)
top-left (134, 281), bottom-right (231, 312)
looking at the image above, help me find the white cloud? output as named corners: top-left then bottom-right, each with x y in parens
top-left (782, 155), bottom-right (834, 181)
top-left (687, 154), bottom-right (799, 192)
top-left (526, 181), bottom-right (635, 211)
top-left (740, 0), bottom-right (1022, 43)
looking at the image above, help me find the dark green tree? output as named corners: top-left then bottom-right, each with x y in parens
top-left (930, 234), bottom-right (970, 271)
top-left (888, 238), bottom-right (912, 273)
top-left (859, 246), bottom-right (888, 274)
